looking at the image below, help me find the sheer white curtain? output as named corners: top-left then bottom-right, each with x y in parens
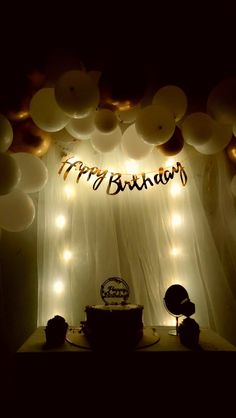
top-left (37, 140), bottom-right (236, 345)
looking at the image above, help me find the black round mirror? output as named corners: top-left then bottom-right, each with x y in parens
top-left (164, 284), bottom-right (191, 336)
top-left (164, 284), bottom-right (189, 316)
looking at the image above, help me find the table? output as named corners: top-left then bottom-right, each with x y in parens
top-left (17, 325), bottom-right (236, 353)
top-left (15, 326), bottom-right (236, 416)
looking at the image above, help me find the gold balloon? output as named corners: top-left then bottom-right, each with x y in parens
top-left (157, 126), bottom-right (184, 156)
top-left (98, 61), bottom-right (147, 111)
top-left (5, 93), bottom-right (30, 122)
top-left (226, 136), bottom-right (236, 164)
top-left (10, 119), bottom-right (51, 157)
top-left (7, 69), bottom-right (45, 122)
top-left (7, 104), bottom-right (30, 123)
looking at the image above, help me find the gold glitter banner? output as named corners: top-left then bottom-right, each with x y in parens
top-left (58, 157), bottom-right (187, 195)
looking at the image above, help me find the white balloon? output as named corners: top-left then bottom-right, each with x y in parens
top-left (94, 109), bottom-right (118, 133)
top-left (152, 85), bottom-right (188, 122)
top-left (230, 175), bottom-right (236, 197)
top-left (195, 122), bottom-right (232, 155)
top-left (55, 70), bottom-right (99, 118)
top-left (91, 126), bottom-right (122, 153)
top-left (0, 153), bottom-right (21, 195)
top-left (65, 112), bottom-right (95, 139)
top-left (30, 88), bottom-right (70, 132)
top-left (0, 189), bottom-right (35, 232)
top-left (12, 152), bottom-right (48, 193)
top-left (0, 114), bottom-right (13, 152)
top-left (116, 104), bottom-right (140, 124)
top-left (207, 78), bottom-right (236, 125)
top-left (121, 124), bottom-right (154, 159)
top-left (182, 112), bottom-right (214, 146)
top-left (232, 125), bottom-right (236, 138)
top-left (135, 104), bottom-right (175, 145)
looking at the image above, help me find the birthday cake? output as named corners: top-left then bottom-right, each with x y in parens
top-left (83, 303), bottom-right (143, 349)
top-left (82, 277), bottom-right (144, 350)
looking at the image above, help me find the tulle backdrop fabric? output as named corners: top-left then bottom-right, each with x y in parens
top-left (37, 140), bottom-right (236, 345)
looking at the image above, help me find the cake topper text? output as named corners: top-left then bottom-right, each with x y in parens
top-left (100, 277), bottom-right (130, 305)
top-left (58, 157), bottom-right (188, 195)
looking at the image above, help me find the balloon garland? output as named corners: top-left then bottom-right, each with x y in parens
top-left (2, 61), bottom-right (236, 231)
top-left (0, 114), bottom-right (48, 232)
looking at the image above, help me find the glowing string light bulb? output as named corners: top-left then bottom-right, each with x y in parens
top-left (170, 183), bottom-right (181, 197)
top-left (170, 246), bottom-right (181, 257)
top-left (64, 185), bottom-right (75, 199)
top-left (63, 249), bottom-right (72, 262)
top-left (171, 213), bottom-right (182, 228)
top-left (53, 280), bottom-right (64, 295)
top-left (124, 159), bottom-right (139, 174)
top-left (55, 214), bottom-right (66, 229)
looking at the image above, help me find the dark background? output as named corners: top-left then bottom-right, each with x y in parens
top-left (0, 2), bottom-right (236, 110)
top-left (0, 0), bottom-right (236, 408)
top-left (0, 3), bottom-right (235, 412)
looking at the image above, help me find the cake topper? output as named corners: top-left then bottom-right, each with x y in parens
top-left (100, 277), bottom-right (130, 305)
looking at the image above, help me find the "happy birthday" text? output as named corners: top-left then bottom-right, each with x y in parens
top-left (58, 157), bottom-right (187, 195)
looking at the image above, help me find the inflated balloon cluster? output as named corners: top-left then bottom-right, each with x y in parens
top-left (2, 66), bottom-right (236, 233)
top-left (0, 116), bottom-right (48, 232)
top-left (26, 70), bottom-right (236, 166)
